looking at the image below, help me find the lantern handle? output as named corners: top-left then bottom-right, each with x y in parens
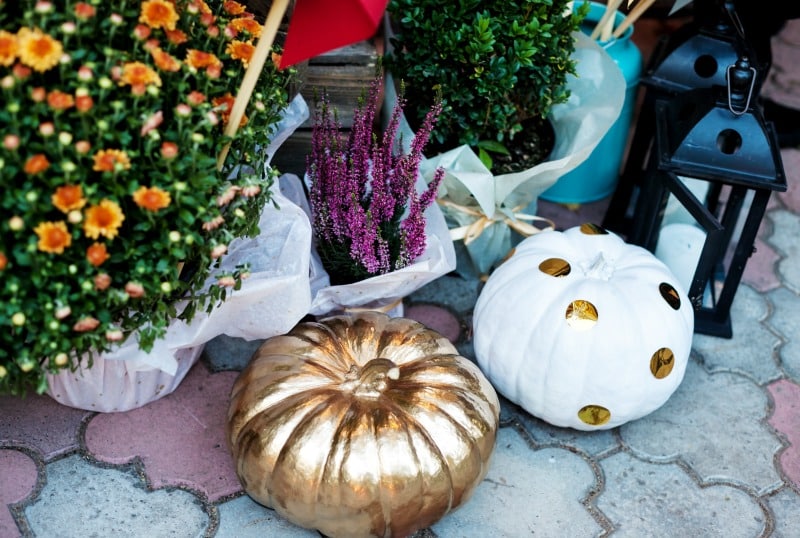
top-left (726, 61), bottom-right (756, 117)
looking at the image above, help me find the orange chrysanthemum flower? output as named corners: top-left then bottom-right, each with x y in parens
top-left (24, 154), bottom-right (50, 175)
top-left (74, 2), bottom-right (96, 19)
top-left (52, 185), bottom-right (87, 213)
top-left (230, 18), bottom-right (261, 37)
top-left (165, 29), bottom-right (188, 45)
top-left (185, 49), bottom-right (222, 70)
top-left (0, 251), bottom-right (7, 271)
top-left (223, 1), bottom-right (247, 15)
top-left (226, 40), bottom-right (254, 67)
top-left (47, 90), bottom-right (74, 111)
top-left (119, 61), bottom-right (161, 94)
top-left (139, 0), bottom-right (179, 31)
top-left (34, 221), bottom-right (72, 254)
top-left (0, 30), bottom-right (17, 67)
top-left (86, 242), bottom-right (110, 267)
top-left (92, 149), bottom-right (131, 172)
top-left (83, 199), bottom-right (125, 240)
top-left (16, 27), bottom-right (62, 72)
top-left (212, 93), bottom-right (247, 127)
top-left (133, 186), bottom-right (172, 212)
top-left (150, 47), bottom-right (181, 72)
top-left (75, 94), bottom-right (94, 112)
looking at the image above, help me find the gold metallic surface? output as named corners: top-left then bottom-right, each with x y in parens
top-left (650, 347), bottom-right (675, 379)
top-left (577, 405), bottom-right (611, 426)
top-left (659, 282), bottom-right (682, 310)
top-left (579, 222), bottom-right (608, 235)
top-left (565, 299), bottom-right (598, 330)
top-left (538, 257), bottom-right (571, 277)
top-left (227, 312), bottom-right (500, 538)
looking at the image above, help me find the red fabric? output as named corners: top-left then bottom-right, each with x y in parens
top-left (279, 0), bottom-right (389, 68)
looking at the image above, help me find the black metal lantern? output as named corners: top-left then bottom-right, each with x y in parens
top-left (623, 56), bottom-right (786, 337)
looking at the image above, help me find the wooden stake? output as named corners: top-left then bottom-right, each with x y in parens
top-left (216, 0), bottom-right (290, 171)
top-left (590, 0), bottom-right (624, 41)
top-left (612, 0), bottom-right (656, 39)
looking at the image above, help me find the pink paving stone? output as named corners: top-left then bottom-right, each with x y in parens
top-left (767, 379), bottom-right (800, 489)
top-left (0, 448), bottom-right (38, 538)
top-left (84, 363), bottom-right (242, 503)
top-left (405, 304), bottom-right (462, 343)
top-left (742, 234), bottom-right (782, 292)
top-left (0, 393), bottom-right (91, 459)
top-left (777, 148), bottom-right (800, 213)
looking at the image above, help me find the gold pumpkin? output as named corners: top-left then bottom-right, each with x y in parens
top-left (227, 312), bottom-right (500, 538)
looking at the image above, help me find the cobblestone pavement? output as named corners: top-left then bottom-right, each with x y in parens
top-left (2, 147), bottom-right (799, 537)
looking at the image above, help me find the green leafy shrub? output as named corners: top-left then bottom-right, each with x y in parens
top-left (386, 0), bottom-right (588, 171)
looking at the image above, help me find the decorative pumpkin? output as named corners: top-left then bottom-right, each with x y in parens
top-left (473, 223), bottom-right (694, 431)
top-left (227, 312), bottom-right (500, 538)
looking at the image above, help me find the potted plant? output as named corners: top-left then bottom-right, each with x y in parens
top-left (385, 0), bottom-right (626, 275)
top-left (302, 73), bottom-right (456, 316)
top-left (0, 0), bottom-right (304, 405)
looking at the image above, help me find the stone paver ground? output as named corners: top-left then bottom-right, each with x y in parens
top-left (3, 19), bottom-right (800, 538)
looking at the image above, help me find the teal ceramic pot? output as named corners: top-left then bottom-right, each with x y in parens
top-left (541, 1), bottom-right (643, 204)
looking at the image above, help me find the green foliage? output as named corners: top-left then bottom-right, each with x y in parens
top-left (386, 0), bottom-right (588, 157)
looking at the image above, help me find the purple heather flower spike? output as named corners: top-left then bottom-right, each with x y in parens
top-left (307, 73), bottom-right (445, 282)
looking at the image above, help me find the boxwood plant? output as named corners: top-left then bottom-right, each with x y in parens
top-left (386, 0), bottom-right (588, 173)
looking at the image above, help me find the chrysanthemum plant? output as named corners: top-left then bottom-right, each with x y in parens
top-left (308, 74), bottom-right (444, 286)
top-left (0, 0), bottom-right (298, 394)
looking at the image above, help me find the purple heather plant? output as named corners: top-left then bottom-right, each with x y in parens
top-left (308, 75), bottom-right (445, 285)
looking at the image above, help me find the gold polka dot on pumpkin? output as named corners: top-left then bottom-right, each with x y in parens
top-left (579, 223), bottom-right (608, 235)
top-left (650, 347), bottom-right (675, 379)
top-left (659, 283), bottom-right (681, 310)
top-left (539, 258), bottom-right (571, 277)
top-left (578, 405), bottom-right (611, 426)
top-left (565, 300), bottom-right (598, 330)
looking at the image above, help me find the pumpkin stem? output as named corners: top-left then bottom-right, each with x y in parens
top-left (581, 251), bottom-right (614, 280)
top-left (343, 358), bottom-right (400, 398)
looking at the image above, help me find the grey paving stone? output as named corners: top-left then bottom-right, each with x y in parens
top-left (597, 451), bottom-right (766, 537)
top-left (692, 285), bottom-right (783, 383)
top-left (620, 360), bottom-right (784, 494)
top-left (215, 495), bottom-right (318, 537)
top-left (203, 334), bottom-right (265, 372)
top-left (766, 286), bottom-right (800, 379)
top-left (431, 426), bottom-right (604, 537)
top-left (24, 455), bottom-right (208, 537)
top-left (513, 410), bottom-right (621, 457)
top-left (768, 209), bottom-right (800, 292)
top-left (407, 274), bottom-right (481, 315)
top-left (767, 487), bottom-right (800, 538)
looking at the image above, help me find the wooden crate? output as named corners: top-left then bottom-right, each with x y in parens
top-left (272, 40), bottom-right (379, 177)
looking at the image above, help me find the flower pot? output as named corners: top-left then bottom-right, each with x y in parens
top-left (540, 1), bottom-right (643, 204)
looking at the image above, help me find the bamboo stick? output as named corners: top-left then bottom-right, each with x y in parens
top-left (612, 0), bottom-right (656, 39)
top-left (217, 0), bottom-right (290, 171)
top-left (590, 0), bottom-right (624, 41)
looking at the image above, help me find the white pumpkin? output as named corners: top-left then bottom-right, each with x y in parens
top-left (473, 223), bottom-right (694, 430)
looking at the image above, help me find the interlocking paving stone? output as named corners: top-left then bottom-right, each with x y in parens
top-left (766, 286), bottom-right (800, 379)
top-left (84, 364), bottom-right (242, 503)
top-left (776, 149), bottom-right (800, 214)
top-left (404, 303), bottom-right (462, 343)
top-left (24, 454), bottom-right (209, 537)
top-left (692, 285), bottom-right (783, 383)
top-left (430, 426), bottom-right (604, 536)
top-left (512, 410), bottom-right (621, 457)
top-left (215, 495), bottom-right (318, 537)
top-left (620, 360), bottom-right (784, 494)
top-left (596, 451), bottom-right (766, 537)
top-left (767, 380), bottom-right (800, 488)
top-left (0, 393), bottom-right (90, 460)
top-left (203, 334), bottom-right (265, 372)
top-left (407, 274), bottom-right (481, 314)
top-left (0, 448), bottom-right (38, 538)
top-left (767, 488), bottom-right (800, 538)
top-left (743, 233), bottom-right (782, 292)
top-left (769, 209), bottom-right (800, 293)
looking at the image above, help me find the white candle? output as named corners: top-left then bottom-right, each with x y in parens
top-left (654, 223), bottom-right (706, 294)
